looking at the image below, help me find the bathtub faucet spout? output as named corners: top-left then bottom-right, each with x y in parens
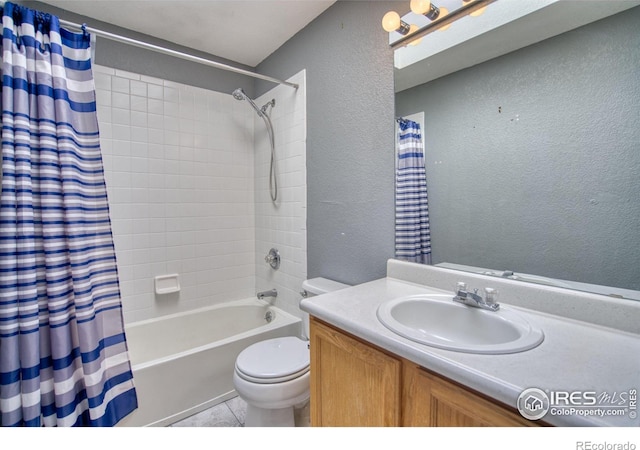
top-left (257, 289), bottom-right (277, 300)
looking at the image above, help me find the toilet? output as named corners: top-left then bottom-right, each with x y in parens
top-left (233, 277), bottom-right (349, 427)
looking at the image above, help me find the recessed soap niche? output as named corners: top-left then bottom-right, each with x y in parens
top-left (154, 274), bottom-right (181, 295)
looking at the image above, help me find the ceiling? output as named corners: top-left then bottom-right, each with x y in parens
top-left (39, 0), bottom-right (336, 67)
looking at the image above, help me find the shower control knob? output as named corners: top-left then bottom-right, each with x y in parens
top-left (265, 248), bottom-right (280, 270)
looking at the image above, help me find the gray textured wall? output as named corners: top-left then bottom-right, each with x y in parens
top-left (15, 0), bottom-right (398, 287)
top-left (19, 1), bottom-right (255, 96)
top-left (256, 1), bottom-right (397, 286)
top-left (396, 7), bottom-right (640, 291)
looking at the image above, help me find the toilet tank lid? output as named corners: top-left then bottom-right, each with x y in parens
top-left (302, 277), bottom-right (349, 295)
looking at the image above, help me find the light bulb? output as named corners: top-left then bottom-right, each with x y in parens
top-left (410, 0), bottom-right (431, 15)
top-left (408, 24), bottom-right (423, 46)
top-left (438, 7), bottom-right (451, 31)
top-left (382, 11), bottom-right (401, 32)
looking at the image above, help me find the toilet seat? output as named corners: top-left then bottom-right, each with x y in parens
top-left (235, 337), bottom-right (309, 384)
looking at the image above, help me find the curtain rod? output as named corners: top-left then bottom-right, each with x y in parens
top-left (0, 1), bottom-right (298, 89)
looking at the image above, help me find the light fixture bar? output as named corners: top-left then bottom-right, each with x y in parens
top-left (396, 20), bottom-right (412, 35)
top-left (423, 3), bottom-right (441, 21)
top-left (390, 0), bottom-right (498, 49)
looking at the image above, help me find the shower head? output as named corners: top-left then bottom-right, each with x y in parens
top-left (232, 88), bottom-right (263, 117)
top-left (232, 88), bottom-right (246, 101)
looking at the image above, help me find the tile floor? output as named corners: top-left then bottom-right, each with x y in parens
top-left (170, 395), bottom-right (311, 427)
top-left (171, 396), bottom-right (247, 427)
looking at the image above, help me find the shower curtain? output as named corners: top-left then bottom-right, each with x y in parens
top-left (395, 118), bottom-right (432, 264)
top-left (0, 3), bottom-right (137, 426)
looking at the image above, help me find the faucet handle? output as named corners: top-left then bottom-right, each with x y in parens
top-left (455, 281), bottom-right (467, 292)
top-left (484, 287), bottom-right (499, 305)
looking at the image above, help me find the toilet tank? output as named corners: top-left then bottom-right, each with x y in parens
top-left (302, 277), bottom-right (349, 297)
top-left (300, 277), bottom-right (349, 339)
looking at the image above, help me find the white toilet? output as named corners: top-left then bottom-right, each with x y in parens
top-left (233, 277), bottom-right (349, 427)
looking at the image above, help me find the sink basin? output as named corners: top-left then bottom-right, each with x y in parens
top-left (376, 294), bottom-right (544, 354)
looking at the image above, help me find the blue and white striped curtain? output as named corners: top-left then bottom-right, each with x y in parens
top-left (0, 3), bottom-right (137, 426)
top-left (395, 119), bottom-right (432, 264)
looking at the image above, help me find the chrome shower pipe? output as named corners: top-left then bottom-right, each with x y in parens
top-left (232, 88), bottom-right (279, 203)
top-left (263, 110), bottom-right (278, 203)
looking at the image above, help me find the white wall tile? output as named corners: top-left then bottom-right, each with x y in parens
top-left (112, 77), bottom-right (130, 94)
top-left (148, 83), bottom-right (164, 100)
top-left (254, 70), bottom-right (308, 322)
top-left (130, 80), bottom-right (147, 97)
top-left (93, 65), bottom-right (115, 75)
top-left (98, 65), bottom-right (259, 324)
top-left (130, 96), bottom-right (147, 112)
top-left (140, 74), bottom-right (163, 85)
top-left (112, 92), bottom-right (130, 109)
top-left (148, 98), bottom-right (163, 115)
top-left (112, 108), bottom-right (130, 126)
top-left (115, 69), bottom-right (141, 80)
top-left (94, 73), bottom-right (111, 91)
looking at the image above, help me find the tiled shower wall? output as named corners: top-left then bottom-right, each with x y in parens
top-left (96, 64), bottom-right (264, 324)
top-left (96, 65), bottom-right (307, 325)
top-left (254, 71), bottom-right (307, 322)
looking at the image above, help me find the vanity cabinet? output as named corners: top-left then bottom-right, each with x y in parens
top-left (309, 317), bottom-right (402, 426)
top-left (309, 318), bottom-right (543, 427)
top-left (402, 362), bottom-right (539, 427)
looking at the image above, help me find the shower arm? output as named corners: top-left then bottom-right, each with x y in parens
top-left (261, 99), bottom-right (276, 114)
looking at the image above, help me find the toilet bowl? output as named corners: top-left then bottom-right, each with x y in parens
top-left (233, 277), bottom-right (349, 427)
top-left (233, 336), bottom-right (310, 427)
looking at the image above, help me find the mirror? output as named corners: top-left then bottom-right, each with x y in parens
top-left (393, 3), bottom-right (640, 301)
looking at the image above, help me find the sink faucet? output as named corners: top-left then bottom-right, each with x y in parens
top-left (453, 282), bottom-right (500, 311)
top-left (257, 288), bottom-right (277, 300)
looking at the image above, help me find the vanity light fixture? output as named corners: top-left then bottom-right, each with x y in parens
top-left (410, 0), bottom-right (441, 20)
top-left (381, 10), bottom-right (411, 35)
top-left (385, 0), bottom-right (497, 49)
top-left (382, 0), bottom-right (442, 36)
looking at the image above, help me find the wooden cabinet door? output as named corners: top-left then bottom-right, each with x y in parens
top-left (403, 363), bottom-right (539, 427)
top-left (309, 318), bottom-right (402, 426)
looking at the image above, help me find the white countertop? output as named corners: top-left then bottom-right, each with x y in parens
top-left (300, 273), bottom-right (640, 427)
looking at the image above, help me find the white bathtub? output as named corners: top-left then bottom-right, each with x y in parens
top-left (117, 299), bottom-right (301, 427)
